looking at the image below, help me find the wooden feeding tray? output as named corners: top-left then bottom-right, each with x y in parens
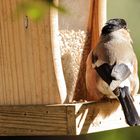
top-left (0, 0), bottom-right (140, 136)
top-left (0, 96), bottom-right (140, 136)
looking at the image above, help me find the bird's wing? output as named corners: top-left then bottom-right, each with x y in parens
top-left (111, 63), bottom-right (131, 81)
top-left (95, 62), bottom-right (131, 91)
top-left (110, 63), bottom-right (131, 90)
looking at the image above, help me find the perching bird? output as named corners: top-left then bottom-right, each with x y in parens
top-left (86, 18), bottom-right (140, 126)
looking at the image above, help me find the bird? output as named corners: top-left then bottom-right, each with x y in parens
top-left (86, 18), bottom-right (140, 126)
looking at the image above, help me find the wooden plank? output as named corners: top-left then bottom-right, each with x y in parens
top-left (88, 0), bottom-right (107, 49)
top-left (66, 106), bottom-right (76, 135)
top-left (75, 95), bottom-right (140, 135)
top-left (51, 0), bottom-right (67, 103)
top-left (0, 95), bottom-right (139, 136)
top-left (0, 0), bottom-right (67, 105)
top-left (0, 105), bottom-right (68, 136)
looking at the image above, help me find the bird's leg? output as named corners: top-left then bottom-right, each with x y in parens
top-left (113, 87), bottom-right (121, 97)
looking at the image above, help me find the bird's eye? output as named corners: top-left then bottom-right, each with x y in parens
top-left (123, 26), bottom-right (127, 30)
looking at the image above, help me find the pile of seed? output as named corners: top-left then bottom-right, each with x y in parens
top-left (59, 30), bottom-right (87, 101)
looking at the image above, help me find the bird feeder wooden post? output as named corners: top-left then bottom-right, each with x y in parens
top-left (88, 0), bottom-right (107, 49)
top-left (0, 0), bottom-right (140, 136)
top-left (73, 0), bottom-right (107, 101)
top-left (0, 0), bottom-right (67, 105)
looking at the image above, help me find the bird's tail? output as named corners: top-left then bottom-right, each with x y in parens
top-left (114, 86), bottom-right (140, 126)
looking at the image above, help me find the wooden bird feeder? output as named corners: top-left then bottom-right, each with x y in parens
top-left (0, 0), bottom-right (140, 136)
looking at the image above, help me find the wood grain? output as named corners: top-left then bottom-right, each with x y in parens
top-left (0, 0), bottom-right (67, 105)
top-left (75, 95), bottom-right (140, 134)
top-left (0, 95), bottom-right (139, 135)
top-left (66, 106), bottom-right (76, 135)
top-left (73, 0), bottom-right (107, 101)
top-left (0, 105), bottom-right (68, 136)
top-left (88, 0), bottom-right (107, 49)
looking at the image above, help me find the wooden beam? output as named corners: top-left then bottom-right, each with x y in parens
top-left (0, 95), bottom-right (139, 136)
top-left (87, 0), bottom-right (107, 49)
top-left (0, 105), bottom-right (68, 136)
top-left (0, 0), bottom-right (67, 105)
top-left (50, 0), bottom-right (67, 103)
top-left (75, 95), bottom-right (140, 134)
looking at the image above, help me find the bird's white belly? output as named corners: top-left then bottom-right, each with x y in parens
top-left (119, 78), bottom-right (130, 89)
top-left (97, 78), bottom-right (117, 99)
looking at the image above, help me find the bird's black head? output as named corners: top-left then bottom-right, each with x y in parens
top-left (101, 18), bottom-right (127, 36)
